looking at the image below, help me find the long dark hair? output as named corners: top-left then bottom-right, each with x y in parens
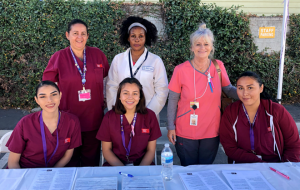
top-left (114, 78), bottom-right (147, 114)
top-left (35, 81), bottom-right (60, 97)
top-left (237, 71), bottom-right (278, 102)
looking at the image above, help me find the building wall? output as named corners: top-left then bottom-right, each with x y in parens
top-left (115, 0), bottom-right (300, 16)
top-left (200, 0), bottom-right (300, 16)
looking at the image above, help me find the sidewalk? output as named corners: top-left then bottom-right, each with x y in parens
top-left (1, 104), bottom-right (300, 166)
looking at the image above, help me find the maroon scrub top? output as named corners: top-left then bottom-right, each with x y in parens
top-left (96, 109), bottom-right (162, 165)
top-left (236, 104), bottom-right (280, 162)
top-left (6, 111), bottom-right (82, 168)
top-left (43, 46), bottom-right (109, 132)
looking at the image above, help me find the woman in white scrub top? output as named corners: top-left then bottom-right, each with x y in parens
top-left (106, 16), bottom-right (168, 118)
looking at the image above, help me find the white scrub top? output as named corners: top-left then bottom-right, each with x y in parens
top-left (106, 47), bottom-right (169, 116)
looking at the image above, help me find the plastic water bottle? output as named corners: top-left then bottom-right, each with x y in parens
top-left (161, 143), bottom-right (173, 181)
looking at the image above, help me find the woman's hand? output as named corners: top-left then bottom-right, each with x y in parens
top-left (168, 130), bottom-right (176, 145)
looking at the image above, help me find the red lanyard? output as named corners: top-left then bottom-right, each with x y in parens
top-left (39, 110), bottom-right (60, 167)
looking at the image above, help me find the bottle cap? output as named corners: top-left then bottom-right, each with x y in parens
top-left (164, 143), bottom-right (170, 147)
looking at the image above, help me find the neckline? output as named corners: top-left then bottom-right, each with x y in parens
top-left (189, 60), bottom-right (211, 76)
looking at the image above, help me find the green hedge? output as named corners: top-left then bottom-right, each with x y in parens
top-left (0, 0), bottom-right (299, 108)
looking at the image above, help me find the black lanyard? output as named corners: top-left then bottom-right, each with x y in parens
top-left (128, 50), bottom-right (149, 78)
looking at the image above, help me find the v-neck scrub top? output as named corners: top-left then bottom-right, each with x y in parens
top-left (96, 109), bottom-right (162, 165)
top-left (6, 111), bottom-right (81, 168)
top-left (43, 46), bottom-right (109, 132)
top-left (106, 48), bottom-right (169, 116)
top-left (168, 60), bottom-right (230, 140)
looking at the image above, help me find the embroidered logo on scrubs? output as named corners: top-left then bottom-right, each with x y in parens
top-left (97, 64), bottom-right (103, 68)
top-left (142, 129), bottom-right (149, 133)
top-left (142, 66), bottom-right (154, 72)
top-left (65, 138), bottom-right (71, 143)
top-left (268, 127), bottom-right (272, 132)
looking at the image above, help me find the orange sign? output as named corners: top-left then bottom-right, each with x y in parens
top-left (259, 27), bottom-right (275, 38)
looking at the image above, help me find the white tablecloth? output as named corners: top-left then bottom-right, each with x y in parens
top-left (2, 162), bottom-right (300, 189)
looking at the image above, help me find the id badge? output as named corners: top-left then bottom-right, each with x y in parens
top-left (78, 89), bottom-right (91, 101)
top-left (190, 101), bottom-right (199, 109)
top-left (190, 114), bottom-right (198, 126)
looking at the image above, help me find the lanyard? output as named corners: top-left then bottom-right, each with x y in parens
top-left (242, 104), bottom-right (258, 153)
top-left (70, 46), bottom-right (87, 89)
top-left (120, 113), bottom-right (137, 161)
top-left (39, 110), bottom-right (60, 167)
top-left (128, 50), bottom-right (149, 78)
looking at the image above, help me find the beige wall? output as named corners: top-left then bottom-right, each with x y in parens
top-left (110, 0), bottom-right (300, 16)
top-left (201, 0), bottom-right (300, 16)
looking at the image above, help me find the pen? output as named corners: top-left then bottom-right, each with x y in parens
top-left (269, 167), bottom-right (290, 180)
top-left (119, 172), bottom-right (134, 178)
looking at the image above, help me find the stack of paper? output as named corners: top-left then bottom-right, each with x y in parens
top-left (73, 177), bottom-right (117, 190)
top-left (179, 170), bottom-right (231, 190)
top-left (222, 170), bottom-right (276, 190)
top-left (122, 175), bottom-right (165, 190)
top-left (28, 168), bottom-right (76, 190)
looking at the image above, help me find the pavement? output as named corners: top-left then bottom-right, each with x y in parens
top-left (1, 104), bottom-right (300, 166)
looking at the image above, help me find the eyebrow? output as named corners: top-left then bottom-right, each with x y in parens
top-left (237, 84), bottom-right (254, 87)
top-left (38, 90), bottom-right (58, 96)
top-left (122, 90), bottom-right (139, 92)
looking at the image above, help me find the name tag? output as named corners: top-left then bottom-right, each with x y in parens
top-left (65, 138), bottom-right (70, 143)
top-left (142, 66), bottom-right (154, 72)
top-left (142, 129), bottom-right (150, 133)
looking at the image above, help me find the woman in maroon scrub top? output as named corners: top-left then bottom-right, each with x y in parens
top-left (220, 71), bottom-right (300, 163)
top-left (43, 19), bottom-right (109, 166)
top-left (6, 81), bottom-right (81, 168)
top-left (97, 78), bottom-right (162, 166)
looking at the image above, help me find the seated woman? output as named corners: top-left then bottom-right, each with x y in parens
top-left (97, 78), bottom-right (161, 166)
top-left (6, 81), bottom-right (82, 168)
top-left (220, 71), bottom-right (300, 163)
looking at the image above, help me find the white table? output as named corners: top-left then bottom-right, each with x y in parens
top-left (1, 162), bottom-right (300, 189)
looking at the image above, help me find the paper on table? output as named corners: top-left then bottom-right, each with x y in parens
top-left (29, 168), bottom-right (76, 190)
top-left (0, 169), bottom-right (28, 190)
top-left (179, 170), bottom-right (231, 190)
top-left (222, 170), bottom-right (276, 190)
top-left (122, 175), bottom-right (165, 190)
top-left (73, 177), bottom-right (117, 190)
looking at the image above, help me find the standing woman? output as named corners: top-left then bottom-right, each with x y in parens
top-left (43, 19), bottom-right (110, 167)
top-left (106, 16), bottom-right (168, 118)
top-left (167, 23), bottom-right (238, 166)
top-left (6, 81), bottom-right (81, 168)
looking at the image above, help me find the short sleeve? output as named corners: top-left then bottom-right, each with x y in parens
top-left (43, 54), bottom-right (59, 82)
top-left (101, 52), bottom-right (109, 78)
top-left (148, 110), bottom-right (162, 141)
top-left (217, 60), bottom-right (231, 87)
top-left (168, 66), bottom-right (182, 93)
top-left (6, 120), bottom-right (26, 154)
top-left (68, 116), bottom-right (82, 149)
top-left (96, 113), bottom-right (111, 142)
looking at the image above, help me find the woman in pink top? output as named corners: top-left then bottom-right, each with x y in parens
top-left (167, 23), bottom-right (238, 166)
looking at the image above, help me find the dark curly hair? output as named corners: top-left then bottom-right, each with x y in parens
top-left (119, 16), bottom-right (158, 47)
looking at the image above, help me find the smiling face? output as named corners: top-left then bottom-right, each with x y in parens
top-left (237, 76), bottom-right (264, 108)
top-left (128, 27), bottom-right (146, 52)
top-left (66, 23), bottom-right (89, 52)
top-left (35, 85), bottom-right (62, 114)
top-left (119, 83), bottom-right (140, 113)
top-left (191, 37), bottom-right (212, 59)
